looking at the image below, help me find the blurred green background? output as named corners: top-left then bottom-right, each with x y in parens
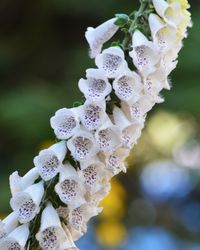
top-left (0, 0), bottom-right (200, 249)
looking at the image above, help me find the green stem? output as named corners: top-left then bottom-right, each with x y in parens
top-left (122, 1), bottom-right (150, 49)
top-left (26, 176), bottom-right (59, 249)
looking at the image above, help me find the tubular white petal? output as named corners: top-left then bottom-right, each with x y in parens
top-left (113, 70), bottom-right (142, 102)
top-left (131, 29), bottom-right (151, 47)
top-left (79, 101), bottom-right (109, 131)
top-left (50, 108), bottom-right (80, 140)
top-left (113, 106), bottom-right (144, 148)
top-left (149, 14), bottom-right (178, 52)
top-left (79, 155), bottom-right (103, 170)
top-left (55, 166), bottom-right (86, 208)
top-left (59, 164), bottom-right (78, 181)
top-left (78, 160), bottom-right (107, 193)
top-left (49, 141), bottom-right (67, 162)
top-left (9, 167), bottom-right (39, 196)
top-left (129, 30), bottom-right (160, 76)
top-left (86, 182), bottom-right (111, 205)
top-left (95, 120), bottom-right (122, 153)
top-left (66, 204), bottom-right (102, 241)
top-left (24, 181), bottom-right (44, 205)
top-left (143, 73), bottom-right (163, 99)
top-left (113, 106), bottom-right (132, 130)
top-left (153, 0), bottom-right (184, 27)
top-left (78, 68), bottom-right (112, 101)
top-left (95, 46), bottom-right (128, 78)
top-left (39, 203), bottom-right (61, 231)
top-left (36, 203), bottom-right (77, 250)
top-left (153, 0), bottom-right (169, 18)
top-left (122, 123), bottom-right (144, 148)
top-left (121, 96), bottom-right (155, 123)
top-left (86, 68), bottom-right (108, 80)
top-left (67, 129), bottom-right (98, 161)
top-left (166, 1), bottom-right (184, 26)
top-left (62, 223), bottom-right (79, 249)
top-left (102, 147), bottom-right (130, 175)
top-left (0, 224), bottom-right (29, 250)
top-left (0, 212), bottom-right (18, 239)
top-left (10, 181), bottom-right (44, 223)
top-left (149, 13), bottom-right (166, 37)
top-left (159, 56), bottom-right (178, 76)
top-left (34, 141), bottom-right (67, 181)
top-left (8, 224), bottom-right (29, 247)
top-left (85, 18), bottom-right (119, 58)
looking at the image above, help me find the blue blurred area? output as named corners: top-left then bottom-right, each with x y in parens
top-left (122, 227), bottom-right (179, 250)
top-left (180, 202), bottom-right (200, 233)
top-left (140, 161), bottom-right (195, 201)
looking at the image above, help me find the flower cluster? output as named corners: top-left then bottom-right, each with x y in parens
top-left (0, 0), bottom-right (191, 249)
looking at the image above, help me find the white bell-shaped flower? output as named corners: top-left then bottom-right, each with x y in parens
top-left (34, 141), bottom-right (67, 181)
top-left (142, 70), bottom-right (167, 104)
top-left (67, 129), bottom-right (98, 161)
top-left (0, 224), bottom-right (29, 250)
top-left (0, 212), bottom-right (18, 240)
top-left (113, 70), bottom-right (142, 102)
top-left (121, 96), bottom-right (155, 123)
top-left (95, 46), bottom-right (128, 78)
top-left (143, 69), bottom-right (170, 96)
top-left (121, 124), bottom-right (143, 149)
top-left (9, 167), bottom-right (39, 196)
top-left (61, 204), bottom-right (102, 241)
top-left (78, 68), bottom-right (112, 101)
top-left (55, 164), bottom-right (86, 209)
top-left (36, 202), bottom-right (77, 250)
top-left (113, 107), bottom-right (144, 148)
top-left (50, 108), bottom-right (80, 140)
top-left (158, 44), bottom-right (180, 75)
top-left (152, 0), bottom-right (184, 27)
top-left (95, 120), bottom-right (121, 153)
top-left (61, 224), bottom-right (79, 250)
top-left (86, 182), bottom-right (111, 205)
top-left (149, 13), bottom-right (178, 53)
top-left (100, 147), bottom-right (130, 175)
top-left (78, 100), bottom-right (109, 131)
top-left (10, 181), bottom-right (44, 223)
top-left (78, 156), bottom-right (107, 193)
top-left (85, 18), bottom-right (119, 58)
top-left (129, 30), bottom-right (160, 76)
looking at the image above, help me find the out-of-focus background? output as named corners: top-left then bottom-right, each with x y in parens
top-left (0, 0), bottom-right (199, 249)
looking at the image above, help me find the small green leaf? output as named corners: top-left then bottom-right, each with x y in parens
top-left (115, 13), bottom-right (129, 26)
top-left (121, 28), bottom-right (129, 34)
top-left (73, 101), bottom-right (82, 107)
top-left (111, 41), bottom-right (121, 47)
top-left (129, 11), bottom-right (137, 20)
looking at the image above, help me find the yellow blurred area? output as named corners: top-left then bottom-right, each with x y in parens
top-left (100, 178), bottom-right (127, 220)
top-left (98, 179), bottom-right (127, 247)
top-left (96, 220), bottom-right (127, 248)
top-left (146, 111), bottom-right (195, 155)
top-left (0, 214), bottom-right (6, 220)
top-left (38, 140), bottom-right (55, 151)
top-left (127, 110), bottom-right (196, 165)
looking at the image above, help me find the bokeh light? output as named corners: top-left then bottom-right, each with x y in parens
top-left (140, 161), bottom-right (195, 201)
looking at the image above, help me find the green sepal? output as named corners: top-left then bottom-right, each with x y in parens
top-left (121, 27), bottom-right (129, 34)
top-left (115, 14), bottom-right (129, 26)
top-left (111, 41), bottom-right (121, 47)
top-left (73, 101), bottom-right (83, 107)
top-left (129, 11), bottom-right (137, 20)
